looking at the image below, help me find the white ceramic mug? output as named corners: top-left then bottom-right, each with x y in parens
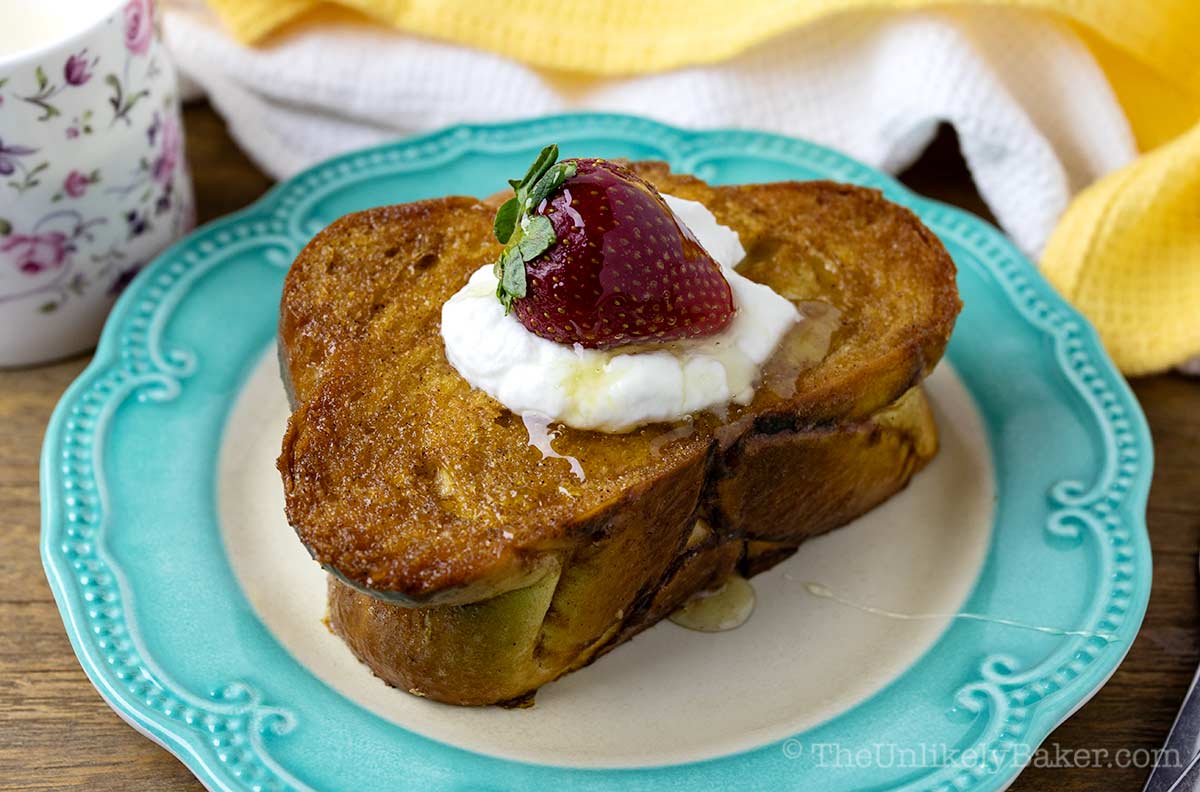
top-left (0, 0), bottom-right (194, 366)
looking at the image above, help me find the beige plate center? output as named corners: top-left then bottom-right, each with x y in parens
top-left (218, 352), bottom-right (994, 769)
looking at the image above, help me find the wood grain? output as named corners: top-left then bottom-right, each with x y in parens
top-left (1, 109), bottom-right (1196, 791)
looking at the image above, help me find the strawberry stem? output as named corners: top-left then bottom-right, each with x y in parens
top-left (493, 145), bottom-right (577, 314)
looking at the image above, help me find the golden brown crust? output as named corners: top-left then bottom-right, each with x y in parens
top-left (278, 164), bottom-right (960, 601)
top-left (327, 384), bottom-right (939, 705)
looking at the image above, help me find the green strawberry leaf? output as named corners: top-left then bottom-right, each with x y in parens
top-left (496, 245), bottom-right (531, 313)
top-left (0, 218), bottom-right (10, 235)
top-left (516, 215), bottom-right (555, 261)
top-left (492, 145), bottom-right (570, 313)
top-left (525, 161), bottom-right (577, 211)
top-left (498, 247), bottom-right (527, 310)
top-left (493, 197), bottom-right (519, 244)
top-left (518, 144), bottom-right (559, 193)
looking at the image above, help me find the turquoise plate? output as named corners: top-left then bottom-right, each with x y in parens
top-left (42, 114), bottom-right (1152, 791)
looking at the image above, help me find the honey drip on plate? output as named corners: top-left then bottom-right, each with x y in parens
top-left (804, 582), bottom-right (1119, 642)
top-left (669, 575), bottom-right (756, 632)
top-left (764, 301), bottom-right (841, 400)
top-left (522, 413), bottom-right (586, 482)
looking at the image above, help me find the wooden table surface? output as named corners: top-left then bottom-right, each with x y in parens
top-left (1, 103), bottom-right (1197, 792)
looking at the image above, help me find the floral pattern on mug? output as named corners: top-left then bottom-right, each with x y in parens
top-left (1, 231), bottom-right (71, 276)
top-left (55, 169), bottom-right (101, 201)
top-left (66, 111), bottom-right (96, 139)
top-left (124, 0), bottom-right (155, 55)
top-left (0, 138), bottom-right (38, 176)
top-left (64, 50), bottom-right (97, 86)
top-left (0, 137), bottom-right (48, 194)
top-left (16, 47), bottom-right (99, 122)
top-left (108, 261), bottom-right (145, 296)
top-left (18, 67), bottom-right (64, 120)
top-left (152, 116), bottom-right (180, 185)
top-left (106, 73), bottom-right (149, 126)
top-left (0, 0), bottom-right (195, 358)
top-left (0, 210), bottom-right (108, 309)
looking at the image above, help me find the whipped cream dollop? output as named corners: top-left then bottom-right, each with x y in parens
top-left (440, 195), bottom-right (799, 432)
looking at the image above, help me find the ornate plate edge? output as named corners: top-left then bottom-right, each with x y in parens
top-left (39, 113), bottom-right (1154, 792)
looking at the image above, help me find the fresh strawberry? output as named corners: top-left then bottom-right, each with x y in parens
top-left (492, 147), bottom-right (735, 349)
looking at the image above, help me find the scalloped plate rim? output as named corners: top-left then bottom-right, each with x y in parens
top-left (40, 112), bottom-right (1153, 792)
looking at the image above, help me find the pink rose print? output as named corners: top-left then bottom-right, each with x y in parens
top-left (152, 117), bottom-right (181, 185)
top-left (63, 170), bottom-right (90, 198)
top-left (1, 232), bottom-right (71, 276)
top-left (123, 0), bottom-right (154, 55)
top-left (64, 50), bottom-right (95, 86)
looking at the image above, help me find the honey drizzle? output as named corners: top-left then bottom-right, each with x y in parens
top-left (763, 300), bottom-right (841, 400)
top-left (804, 582), bottom-right (1119, 642)
top-left (669, 575), bottom-right (756, 632)
top-left (522, 412), bottom-right (586, 482)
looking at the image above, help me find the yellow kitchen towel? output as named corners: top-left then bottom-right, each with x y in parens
top-left (206, 0), bottom-right (1200, 375)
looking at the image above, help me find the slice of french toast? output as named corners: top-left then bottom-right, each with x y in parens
top-left (277, 162), bottom-right (960, 705)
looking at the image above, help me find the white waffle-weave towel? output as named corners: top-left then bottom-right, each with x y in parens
top-left (163, 1), bottom-right (1136, 259)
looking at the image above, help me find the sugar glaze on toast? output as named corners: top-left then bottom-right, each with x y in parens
top-left (278, 162), bottom-right (960, 705)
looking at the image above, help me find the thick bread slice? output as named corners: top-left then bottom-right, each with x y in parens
top-left (279, 165), bottom-right (959, 597)
top-left (327, 385), bottom-right (936, 705)
top-left (278, 163), bottom-right (959, 703)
